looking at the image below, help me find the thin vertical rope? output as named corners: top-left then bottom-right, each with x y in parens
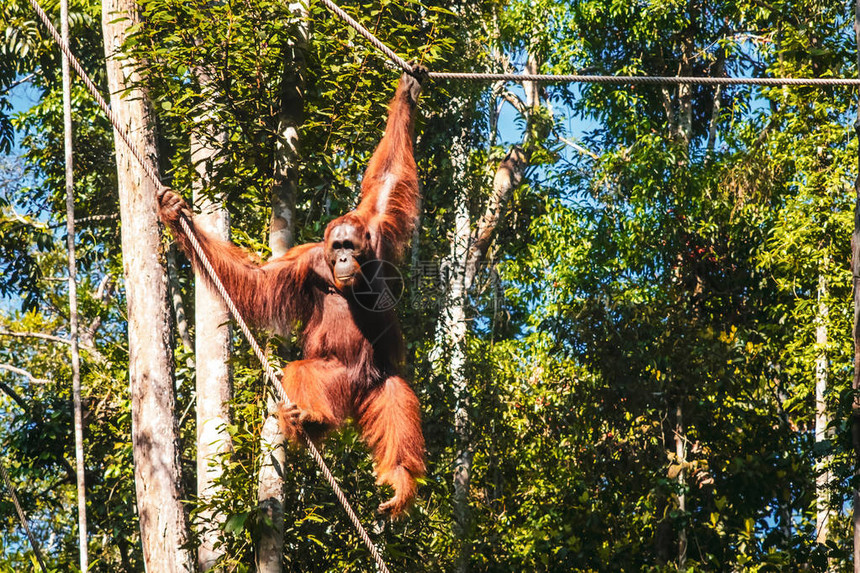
top-left (26, 1), bottom-right (391, 569)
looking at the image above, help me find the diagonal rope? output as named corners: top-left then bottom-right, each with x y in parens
top-left (318, 0), bottom-right (860, 87)
top-left (180, 225), bottom-right (391, 573)
top-left (25, 1), bottom-right (391, 571)
top-left (318, 0), bottom-right (413, 73)
top-left (0, 460), bottom-right (48, 572)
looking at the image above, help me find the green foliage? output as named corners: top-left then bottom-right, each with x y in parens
top-left (1, 0), bottom-right (859, 570)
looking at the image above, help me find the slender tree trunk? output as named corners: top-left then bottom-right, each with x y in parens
top-left (268, 1), bottom-right (307, 256)
top-left (432, 135), bottom-right (528, 573)
top-left (676, 21), bottom-right (696, 562)
top-left (61, 0), bottom-right (87, 569)
top-left (815, 269), bottom-right (831, 548)
top-left (430, 50), bottom-right (535, 567)
top-left (706, 85), bottom-right (722, 156)
top-left (191, 69), bottom-right (233, 571)
top-left (675, 405), bottom-right (687, 569)
top-left (705, 52), bottom-right (725, 159)
top-left (256, 409), bottom-right (286, 573)
top-left (853, 4), bottom-right (860, 570)
top-left (257, 6), bottom-right (308, 571)
top-left (102, 2), bottom-right (194, 570)
top-left (166, 245), bottom-right (194, 357)
top-left (677, 62), bottom-right (693, 148)
top-left (853, 138), bottom-right (860, 573)
top-left (437, 135), bottom-right (473, 573)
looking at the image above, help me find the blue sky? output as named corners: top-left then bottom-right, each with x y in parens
top-left (6, 80), bottom-right (41, 151)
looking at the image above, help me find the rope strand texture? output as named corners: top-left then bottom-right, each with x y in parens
top-left (179, 219), bottom-right (391, 573)
top-left (318, 0), bottom-right (860, 87)
top-left (0, 462), bottom-right (48, 572)
top-left (318, 0), bottom-right (413, 73)
top-left (26, 1), bottom-right (390, 571)
top-left (427, 72), bottom-right (860, 86)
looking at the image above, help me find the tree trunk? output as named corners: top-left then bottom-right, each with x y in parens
top-left (815, 269), bottom-right (831, 547)
top-left (432, 133), bottom-right (528, 573)
top-left (102, 2), bottom-right (194, 570)
top-left (268, 1), bottom-right (308, 257)
top-left (705, 51), bottom-right (725, 159)
top-left (852, 136), bottom-right (860, 572)
top-left (166, 245), bottom-right (194, 357)
top-left (853, 3), bottom-right (860, 569)
top-left (675, 404), bottom-right (687, 569)
top-left (438, 135), bottom-right (473, 573)
top-left (191, 70), bottom-right (233, 570)
top-left (256, 412), bottom-right (287, 573)
top-left (257, 5), bottom-right (308, 571)
top-left (676, 23), bottom-right (695, 562)
top-left (61, 0), bottom-right (87, 568)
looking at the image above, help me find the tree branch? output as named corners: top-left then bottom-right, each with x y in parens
top-left (500, 90), bottom-right (527, 116)
top-left (0, 372), bottom-right (76, 482)
top-left (81, 278), bottom-right (115, 352)
top-left (559, 136), bottom-right (599, 160)
top-left (0, 380), bottom-right (31, 411)
top-left (0, 364), bottom-right (51, 385)
top-left (0, 329), bottom-right (71, 346)
top-left (0, 330), bottom-right (104, 362)
top-left (0, 71), bottom-right (39, 96)
top-left (465, 146), bottom-right (528, 288)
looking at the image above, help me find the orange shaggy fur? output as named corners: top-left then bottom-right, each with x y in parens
top-left (159, 70), bottom-right (427, 516)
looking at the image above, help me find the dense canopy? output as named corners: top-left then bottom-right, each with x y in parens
top-left (1, 0), bottom-right (859, 571)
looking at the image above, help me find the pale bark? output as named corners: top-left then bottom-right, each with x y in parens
top-left (705, 53), bottom-right (725, 157)
top-left (660, 86), bottom-right (677, 138)
top-left (674, 29), bottom-right (695, 564)
top-left (191, 68), bottom-right (233, 570)
top-left (815, 270), bottom-right (832, 547)
top-left (675, 405), bottom-right (687, 569)
top-left (432, 106), bottom-right (530, 573)
top-left (61, 0), bottom-right (87, 567)
top-left (676, 12), bottom-right (695, 150)
top-left (706, 82), bottom-right (722, 157)
top-left (257, 412), bottom-right (287, 573)
top-left (0, 364), bottom-right (51, 385)
top-left (434, 135), bottom-right (473, 573)
top-left (80, 277), bottom-right (115, 354)
top-left (257, 5), bottom-right (308, 571)
top-left (0, 330), bottom-right (103, 361)
top-left (269, 1), bottom-right (308, 256)
top-left (853, 3), bottom-right (860, 569)
top-left (677, 76), bottom-right (693, 149)
top-left (166, 245), bottom-right (194, 357)
top-left (102, 1), bottom-right (194, 570)
top-left (853, 146), bottom-right (860, 572)
top-left (467, 147), bottom-right (526, 288)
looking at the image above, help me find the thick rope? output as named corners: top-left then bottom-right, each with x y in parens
top-left (180, 222), bottom-right (391, 572)
top-left (427, 72), bottom-right (860, 86)
top-left (318, 0), bottom-right (413, 73)
top-left (318, 0), bottom-right (860, 87)
top-left (26, 1), bottom-right (391, 571)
